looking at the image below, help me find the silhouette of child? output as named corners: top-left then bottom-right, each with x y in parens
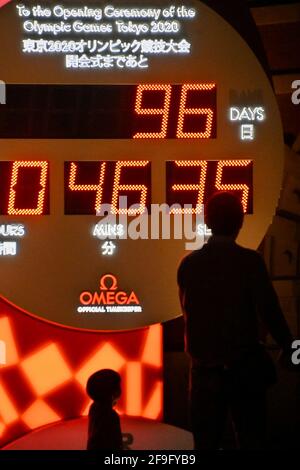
top-left (86, 369), bottom-right (123, 450)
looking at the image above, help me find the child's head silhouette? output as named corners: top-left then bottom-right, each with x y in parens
top-left (86, 369), bottom-right (121, 404)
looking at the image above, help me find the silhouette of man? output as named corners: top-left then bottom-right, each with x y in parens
top-left (177, 192), bottom-right (293, 450)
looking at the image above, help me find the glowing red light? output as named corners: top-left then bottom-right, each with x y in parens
top-left (7, 161), bottom-right (48, 216)
top-left (171, 161), bottom-right (208, 214)
top-left (215, 160), bottom-right (252, 213)
top-left (111, 161), bottom-right (150, 215)
top-left (167, 160), bottom-right (253, 214)
top-left (176, 83), bottom-right (216, 139)
top-left (68, 162), bottom-right (106, 214)
top-left (133, 84), bottom-right (172, 139)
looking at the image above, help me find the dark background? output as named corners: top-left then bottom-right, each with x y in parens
top-left (163, 0), bottom-right (300, 450)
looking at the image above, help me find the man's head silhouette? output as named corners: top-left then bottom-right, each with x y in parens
top-left (205, 192), bottom-right (244, 238)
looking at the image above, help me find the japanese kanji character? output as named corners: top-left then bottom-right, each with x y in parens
top-left (66, 55), bottom-right (79, 68)
top-left (140, 39), bottom-right (154, 54)
top-left (101, 241), bottom-right (116, 256)
top-left (241, 124), bottom-right (255, 141)
top-left (150, 39), bottom-right (167, 54)
top-left (78, 54), bottom-right (91, 68)
top-left (177, 39), bottom-right (191, 54)
top-left (23, 39), bottom-right (37, 53)
top-left (90, 55), bottom-right (104, 68)
top-left (0, 242), bottom-right (17, 256)
top-left (35, 39), bottom-right (48, 53)
top-left (164, 39), bottom-right (178, 53)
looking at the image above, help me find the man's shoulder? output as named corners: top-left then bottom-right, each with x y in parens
top-left (178, 248), bottom-right (204, 270)
top-left (235, 244), bottom-right (264, 262)
top-left (177, 250), bottom-right (201, 286)
top-left (178, 243), bottom-right (263, 271)
top-left (179, 243), bottom-right (260, 258)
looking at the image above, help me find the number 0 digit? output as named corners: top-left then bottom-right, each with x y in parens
top-left (8, 161), bottom-right (48, 216)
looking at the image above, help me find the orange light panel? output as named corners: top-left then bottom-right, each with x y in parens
top-left (126, 362), bottom-right (142, 416)
top-left (75, 343), bottom-right (126, 389)
top-left (141, 324), bottom-right (162, 367)
top-left (0, 383), bottom-right (18, 425)
top-left (7, 161), bottom-right (48, 216)
top-left (0, 421), bottom-right (5, 437)
top-left (20, 344), bottom-right (73, 396)
top-left (176, 83), bottom-right (216, 139)
top-left (0, 316), bottom-right (19, 367)
top-left (0, 299), bottom-right (163, 448)
top-left (81, 399), bottom-right (93, 417)
top-left (143, 381), bottom-right (163, 420)
top-left (22, 399), bottom-right (61, 430)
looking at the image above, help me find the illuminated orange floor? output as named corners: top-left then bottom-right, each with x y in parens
top-left (0, 297), bottom-right (163, 448)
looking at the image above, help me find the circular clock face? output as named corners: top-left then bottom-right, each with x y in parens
top-left (0, 0), bottom-right (284, 330)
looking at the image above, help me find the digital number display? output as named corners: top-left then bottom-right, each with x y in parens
top-left (64, 161), bottom-right (151, 215)
top-left (0, 161), bottom-right (49, 215)
top-left (63, 159), bottom-right (252, 216)
top-left (0, 84), bottom-right (217, 139)
top-left (166, 160), bottom-right (253, 214)
top-left (0, 160), bottom-right (252, 216)
top-left (134, 83), bottom-right (216, 139)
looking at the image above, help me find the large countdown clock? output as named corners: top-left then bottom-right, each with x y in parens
top-left (0, 0), bottom-right (284, 330)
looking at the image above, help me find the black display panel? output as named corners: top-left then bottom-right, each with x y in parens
top-left (64, 161), bottom-right (151, 215)
top-left (0, 161), bottom-right (50, 215)
top-left (166, 160), bottom-right (253, 214)
top-left (0, 84), bottom-right (217, 139)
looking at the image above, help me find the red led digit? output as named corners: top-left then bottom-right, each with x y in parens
top-left (133, 84), bottom-right (172, 139)
top-left (170, 161), bottom-right (208, 214)
top-left (111, 161), bottom-right (150, 215)
top-left (176, 83), bottom-right (216, 139)
top-left (8, 161), bottom-right (48, 216)
top-left (215, 160), bottom-right (252, 213)
top-left (69, 162), bottom-right (106, 213)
